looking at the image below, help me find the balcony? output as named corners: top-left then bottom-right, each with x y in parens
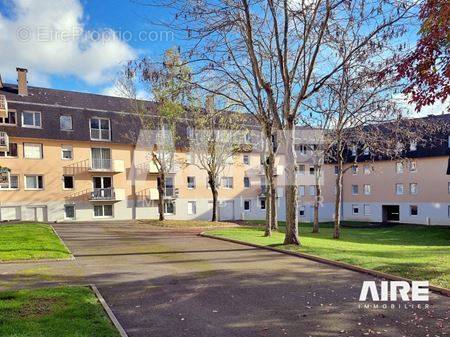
top-left (259, 185), bottom-right (283, 198)
top-left (259, 165), bottom-right (284, 176)
top-left (0, 132), bottom-right (9, 152)
top-left (89, 188), bottom-right (125, 202)
top-left (88, 159), bottom-right (125, 173)
top-left (0, 95), bottom-right (8, 118)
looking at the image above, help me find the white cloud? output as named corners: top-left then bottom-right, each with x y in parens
top-left (0, 0), bottom-right (136, 86)
top-left (393, 93), bottom-right (449, 118)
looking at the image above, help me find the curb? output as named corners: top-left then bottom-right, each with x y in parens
top-left (90, 284), bottom-right (129, 337)
top-left (0, 256), bottom-right (75, 264)
top-left (199, 232), bottom-right (450, 297)
top-left (50, 225), bottom-right (76, 261)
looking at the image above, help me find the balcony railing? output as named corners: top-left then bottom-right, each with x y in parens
top-left (90, 188), bottom-right (115, 200)
top-left (89, 159), bottom-right (125, 173)
top-left (0, 95), bottom-right (8, 118)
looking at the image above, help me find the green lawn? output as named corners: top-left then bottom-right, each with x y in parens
top-left (207, 222), bottom-right (450, 289)
top-left (0, 286), bottom-right (120, 337)
top-left (0, 224), bottom-right (71, 261)
top-left (139, 219), bottom-right (238, 228)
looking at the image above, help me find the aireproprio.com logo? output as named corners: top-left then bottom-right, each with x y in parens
top-left (358, 281), bottom-right (429, 309)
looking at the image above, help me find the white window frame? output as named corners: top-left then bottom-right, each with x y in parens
top-left (222, 177), bottom-right (233, 189)
top-left (299, 205), bottom-right (306, 217)
top-left (409, 161), bottom-right (417, 172)
top-left (187, 201), bottom-right (197, 215)
top-left (410, 141), bottom-right (417, 151)
top-left (448, 182), bottom-right (450, 194)
top-left (299, 185), bottom-right (305, 197)
top-left (93, 204), bottom-right (114, 218)
top-left (60, 115), bottom-right (73, 131)
top-left (260, 198), bottom-right (266, 210)
top-left (164, 200), bottom-right (175, 214)
top-left (309, 166), bottom-right (315, 175)
top-left (22, 111), bottom-right (42, 129)
top-left (23, 143), bottom-right (43, 159)
top-left (352, 204), bottom-right (359, 215)
top-left (396, 162), bottom-right (404, 174)
top-left (90, 117), bottom-right (111, 141)
top-left (363, 204), bottom-right (371, 216)
top-left (410, 183), bottom-right (418, 195)
top-left (187, 176), bottom-right (196, 189)
top-left (24, 175), bottom-right (44, 190)
top-left (395, 183), bottom-right (404, 195)
top-left (363, 147), bottom-right (370, 155)
top-left (0, 110), bottom-right (17, 126)
top-left (363, 165), bottom-right (371, 175)
top-left (363, 184), bottom-right (371, 195)
top-left (63, 175), bottom-right (74, 190)
top-left (351, 165), bottom-right (358, 175)
top-left (309, 185), bottom-right (316, 196)
top-left (334, 165), bottom-right (339, 175)
top-left (352, 184), bottom-right (359, 195)
top-left (0, 174), bottom-right (19, 190)
top-left (64, 204), bottom-right (76, 220)
top-left (409, 205), bottom-right (418, 217)
top-left (61, 145), bottom-right (73, 160)
top-left (0, 142), bottom-right (18, 158)
top-left (243, 154), bottom-right (250, 165)
top-left (243, 200), bottom-right (251, 211)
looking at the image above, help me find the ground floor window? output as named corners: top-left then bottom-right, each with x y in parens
top-left (244, 200), bottom-right (251, 211)
top-left (352, 204), bottom-right (359, 215)
top-left (299, 205), bottom-right (305, 217)
top-left (364, 204), bottom-right (371, 216)
top-left (260, 198), bottom-right (266, 210)
top-left (448, 205), bottom-right (450, 218)
top-left (93, 204), bottom-right (113, 217)
top-left (64, 205), bottom-right (75, 219)
top-left (409, 205), bottom-right (418, 216)
top-left (164, 200), bottom-right (175, 214)
top-left (187, 201), bottom-right (196, 215)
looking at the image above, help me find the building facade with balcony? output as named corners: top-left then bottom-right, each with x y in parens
top-left (0, 68), bottom-right (449, 225)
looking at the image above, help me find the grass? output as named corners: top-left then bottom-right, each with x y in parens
top-left (207, 221), bottom-right (450, 289)
top-left (0, 224), bottom-right (71, 262)
top-left (0, 286), bottom-right (120, 337)
top-left (138, 219), bottom-right (238, 228)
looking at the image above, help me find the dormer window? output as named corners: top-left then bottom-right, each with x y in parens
top-left (60, 115), bottom-right (73, 131)
top-left (351, 145), bottom-right (357, 156)
top-left (90, 117), bottom-right (111, 141)
top-left (0, 111), bottom-right (16, 125)
top-left (410, 141), bottom-right (417, 151)
top-left (22, 111), bottom-right (41, 128)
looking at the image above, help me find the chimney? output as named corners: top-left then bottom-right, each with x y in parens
top-left (16, 67), bottom-right (28, 96)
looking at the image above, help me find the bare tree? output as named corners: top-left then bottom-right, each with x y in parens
top-left (143, 0), bottom-right (418, 244)
top-left (188, 96), bottom-right (247, 221)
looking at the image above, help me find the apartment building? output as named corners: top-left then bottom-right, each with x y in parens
top-left (0, 68), bottom-right (449, 225)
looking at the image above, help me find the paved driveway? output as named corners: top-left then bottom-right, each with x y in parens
top-left (0, 222), bottom-right (448, 337)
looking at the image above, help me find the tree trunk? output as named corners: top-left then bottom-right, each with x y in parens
top-left (157, 172), bottom-right (165, 221)
top-left (283, 119), bottom-right (300, 245)
top-left (312, 165), bottom-right (320, 233)
top-left (268, 151), bottom-right (278, 231)
top-left (208, 173), bottom-right (219, 222)
top-left (264, 185), bottom-right (272, 237)
top-left (334, 158), bottom-right (344, 239)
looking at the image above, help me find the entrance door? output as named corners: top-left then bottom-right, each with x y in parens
top-left (93, 177), bottom-right (112, 198)
top-left (383, 205), bottom-right (400, 222)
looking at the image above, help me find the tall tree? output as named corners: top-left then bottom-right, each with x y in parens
top-left (188, 96), bottom-right (247, 221)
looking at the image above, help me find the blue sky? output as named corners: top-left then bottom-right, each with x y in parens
top-left (0, 0), bottom-right (178, 95)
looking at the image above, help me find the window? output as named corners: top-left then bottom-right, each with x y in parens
top-left (90, 117), bottom-right (111, 141)
top-left (334, 165), bottom-right (339, 175)
top-left (309, 166), bottom-right (315, 175)
top-left (448, 205), bottom-right (450, 218)
top-left (187, 201), bottom-right (197, 215)
top-left (298, 165), bottom-right (305, 175)
top-left (0, 174), bottom-right (19, 189)
top-left (22, 111), bottom-right (41, 128)
top-left (63, 176), bottom-right (74, 189)
top-left (396, 162), bottom-right (404, 174)
top-left (25, 175), bottom-right (43, 190)
top-left (0, 142), bottom-right (18, 157)
top-left (352, 204), bottom-right (359, 214)
top-left (448, 182), bottom-right (450, 194)
top-left (61, 146), bottom-right (73, 160)
top-left (299, 185), bottom-right (305, 196)
top-left (187, 127), bottom-right (194, 139)
top-left (410, 183), bottom-right (418, 195)
top-left (299, 205), bottom-right (305, 217)
top-left (187, 176), bottom-right (196, 189)
top-left (363, 165), bottom-right (371, 175)
top-left (363, 184), bottom-right (371, 195)
top-left (244, 131), bottom-right (252, 143)
top-left (351, 165), bottom-right (358, 175)
top-left (60, 115), bottom-right (73, 130)
top-left (352, 184), bottom-right (359, 195)
top-left (0, 111), bottom-right (17, 125)
top-left (351, 145), bottom-right (357, 156)
top-left (363, 147), bottom-right (370, 155)
top-left (364, 204), bottom-right (371, 216)
top-left (222, 177), bottom-right (233, 189)
top-left (243, 154), bottom-right (250, 165)
top-left (260, 198), bottom-right (266, 210)
top-left (298, 145), bottom-right (307, 155)
top-left (396, 183), bottom-right (404, 195)
top-left (410, 141), bottom-right (417, 151)
top-left (309, 185), bottom-right (316, 196)
top-left (409, 161), bottom-right (417, 172)
top-left (409, 205), bottom-right (418, 216)
top-left (244, 200), bottom-right (251, 211)
top-left (94, 204), bottom-right (113, 217)
top-left (164, 177), bottom-right (174, 197)
top-left (91, 148), bottom-right (111, 169)
top-left (23, 143), bottom-right (43, 159)
top-left (64, 205), bottom-right (75, 219)
top-left (164, 200), bottom-right (175, 214)
top-left (243, 177), bottom-right (250, 188)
